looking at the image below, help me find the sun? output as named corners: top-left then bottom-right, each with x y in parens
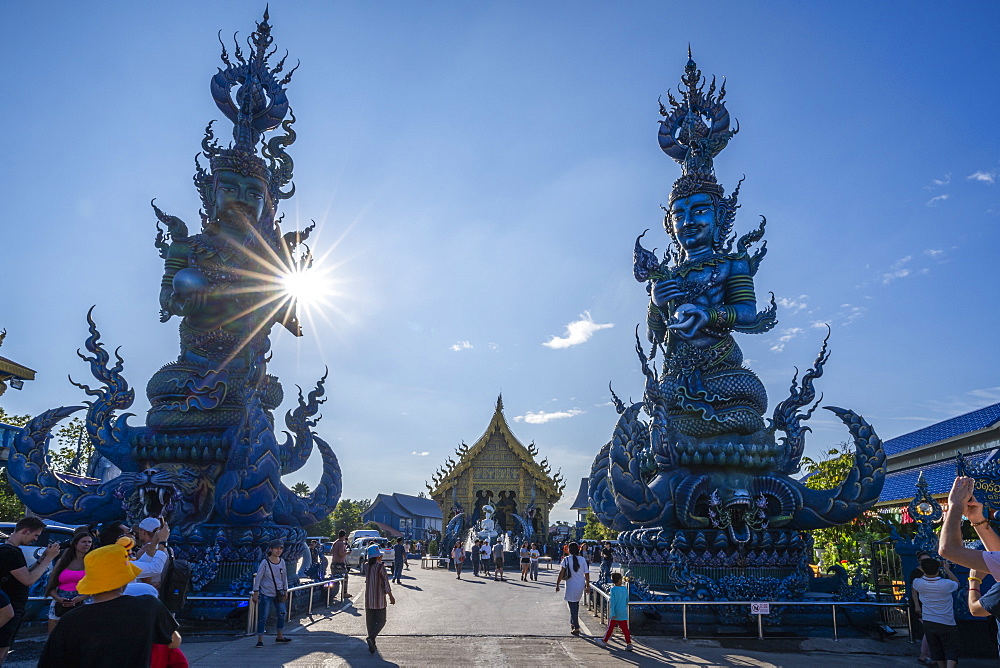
top-left (281, 268), bottom-right (329, 309)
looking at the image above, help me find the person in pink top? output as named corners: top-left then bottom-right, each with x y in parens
top-left (44, 531), bottom-right (93, 632)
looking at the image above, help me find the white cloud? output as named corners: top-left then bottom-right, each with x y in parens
top-left (543, 311), bottom-right (614, 349)
top-left (513, 409), bottom-right (585, 424)
top-left (968, 171), bottom-right (997, 184)
top-left (920, 386), bottom-right (1000, 418)
top-left (881, 256), bottom-right (913, 284)
top-left (926, 194), bottom-right (949, 207)
top-left (840, 304), bottom-right (867, 325)
top-left (449, 340), bottom-right (473, 352)
top-left (488, 342), bottom-right (499, 352)
top-left (411, 451), bottom-right (430, 456)
top-left (923, 249), bottom-right (945, 259)
top-left (777, 295), bottom-right (809, 314)
top-left (927, 173), bottom-right (951, 188)
top-left (769, 327), bottom-right (803, 353)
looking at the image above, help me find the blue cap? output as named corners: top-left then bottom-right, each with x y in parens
top-left (367, 544), bottom-right (381, 558)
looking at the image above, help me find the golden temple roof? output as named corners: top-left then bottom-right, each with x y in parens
top-left (0, 355), bottom-right (35, 381)
top-left (427, 394), bottom-right (566, 500)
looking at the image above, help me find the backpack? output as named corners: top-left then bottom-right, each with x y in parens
top-left (159, 557), bottom-right (191, 613)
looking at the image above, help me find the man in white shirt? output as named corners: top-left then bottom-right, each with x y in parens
top-left (529, 543), bottom-right (541, 582)
top-left (134, 517), bottom-right (171, 590)
top-left (911, 558), bottom-right (959, 668)
top-left (480, 542), bottom-right (492, 577)
top-left (97, 519), bottom-right (170, 592)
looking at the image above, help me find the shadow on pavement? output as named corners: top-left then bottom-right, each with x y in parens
top-left (213, 633), bottom-right (401, 667)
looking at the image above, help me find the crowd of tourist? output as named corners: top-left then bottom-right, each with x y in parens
top-left (27, 472), bottom-right (1000, 665)
top-left (0, 510), bottom-right (626, 663)
top-left (0, 515), bottom-right (184, 667)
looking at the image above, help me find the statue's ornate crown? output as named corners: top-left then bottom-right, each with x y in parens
top-left (194, 9), bottom-right (298, 211)
top-left (659, 49), bottom-right (739, 203)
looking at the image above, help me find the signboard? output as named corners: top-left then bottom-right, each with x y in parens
top-left (750, 602), bottom-right (770, 615)
top-left (957, 454), bottom-right (1000, 515)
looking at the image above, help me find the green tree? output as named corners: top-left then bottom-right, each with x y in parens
top-left (0, 407), bottom-right (30, 427)
top-left (291, 481), bottom-right (311, 497)
top-left (301, 498), bottom-right (374, 539)
top-left (318, 498), bottom-right (370, 537)
top-left (802, 444), bottom-right (888, 570)
top-left (304, 515), bottom-right (334, 538)
top-left (48, 418), bottom-right (94, 474)
top-left (0, 406), bottom-right (29, 519)
top-left (582, 508), bottom-right (618, 540)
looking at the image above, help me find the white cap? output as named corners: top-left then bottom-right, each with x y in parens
top-left (138, 517), bottom-right (161, 532)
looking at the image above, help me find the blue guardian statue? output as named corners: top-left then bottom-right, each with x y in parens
top-left (7, 11), bottom-right (342, 614)
top-left (589, 52), bottom-right (886, 603)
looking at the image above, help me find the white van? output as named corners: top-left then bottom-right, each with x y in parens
top-left (347, 529), bottom-right (380, 544)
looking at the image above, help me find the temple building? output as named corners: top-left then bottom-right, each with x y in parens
top-left (875, 402), bottom-right (1000, 515)
top-left (427, 395), bottom-right (565, 540)
top-left (0, 329), bottom-right (35, 399)
top-left (0, 329), bottom-right (35, 464)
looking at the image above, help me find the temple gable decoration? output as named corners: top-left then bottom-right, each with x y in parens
top-left (427, 395), bottom-right (565, 543)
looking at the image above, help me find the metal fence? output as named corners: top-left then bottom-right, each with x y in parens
top-left (241, 576), bottom-right (347, 635)
top-left (585, 583), bottom-right (913, 642)
top-left (28, 576), bottom-right (348, 637)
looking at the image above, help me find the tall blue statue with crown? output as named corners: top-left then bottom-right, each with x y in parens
top-left (7, 11), bottom-right (341, 611)
top-left (589, 52), bottom-right (886, 604)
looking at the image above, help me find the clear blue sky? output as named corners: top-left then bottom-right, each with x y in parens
top-left (2, 2), bottom-right (998, 522)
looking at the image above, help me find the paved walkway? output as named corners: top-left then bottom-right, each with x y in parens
top-left (10, 562), bottom-right (997, 666)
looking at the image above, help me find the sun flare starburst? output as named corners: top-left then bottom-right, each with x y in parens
top-left (282, 268), bottom-right (329, 309)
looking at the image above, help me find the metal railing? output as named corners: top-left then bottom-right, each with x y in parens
top-left (243, 576), bottom-right (347, 635)
top-left (585, 583), bottom-right (912, 642)
top-left (28, 576), bottom-right (349, 636)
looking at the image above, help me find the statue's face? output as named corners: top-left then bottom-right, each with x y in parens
top-left (213, 170), bottom-right (267, 233)
top-left (669, 192), bottom-right (717, 253)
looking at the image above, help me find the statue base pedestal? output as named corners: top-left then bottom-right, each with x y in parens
top-left (613, 527), bottom-right (875, 632)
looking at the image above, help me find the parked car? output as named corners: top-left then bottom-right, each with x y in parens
top-left (347, 536), bottom-right (392, 570)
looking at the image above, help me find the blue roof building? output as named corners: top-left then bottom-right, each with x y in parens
top-left (362, 493), bottom-right (443, 541)
top-left (876, 402), bottom-right (1000, 509)
top-left (0, 422), bottom-right (21, 463)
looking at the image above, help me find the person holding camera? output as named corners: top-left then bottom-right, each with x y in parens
top-left (251, 539), bottom-right (291, 648)
top-left (135, 518), bottom-right (172, 591)
top-left (0, 516), bottom-right (61, 663)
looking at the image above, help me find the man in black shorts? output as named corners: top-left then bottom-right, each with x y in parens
top-left (493, 541), bottom-right (505, 581)
top-left (330, 530), bottom-right (350, 599)
top-left (0, 516), bottom-right (61, 663)
top-left (912, 558), bottom-right (959, 668)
